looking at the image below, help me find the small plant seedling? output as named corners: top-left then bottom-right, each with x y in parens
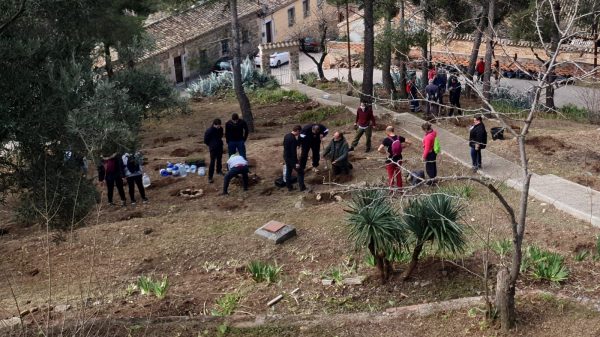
top-left (364, 254), bottom-right (376, 267)
top-left (126, 283), bottom-right (138, 296)
top-left (574, 250), bottom-right (589, 262)
top-left (492, 239), bottom-right (512, 259)
top-left (523, 245), bottom-right (569, 284)
top-left (211, 293), bottom-right (240, 316)
top-left (247, 261), bottom-right (282, 284)
top-left (136, 275), bottom-right (169, 299)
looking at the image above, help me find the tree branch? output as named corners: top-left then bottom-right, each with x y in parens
top-left (0, 0), bottom-right (26, 35)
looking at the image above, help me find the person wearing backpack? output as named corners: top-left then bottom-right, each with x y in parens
top-left (378, 126), bottom-right (411, 189)
top-left (122, 152), bottom-right (148, 205)
top-left (97, 152), bottom-right (127, 207)
top-left (469, 114), bottom-right (488, 171)
top-left (421, 122), bottom-right (438, 185)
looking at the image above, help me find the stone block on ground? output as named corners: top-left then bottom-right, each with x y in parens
top-left (255, 220), bottom-right (297, 244)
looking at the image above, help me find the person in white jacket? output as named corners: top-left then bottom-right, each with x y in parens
top-left (222, 154), bottom-right (249, 195)
top-left (122, 152), bottom-right (148, 205)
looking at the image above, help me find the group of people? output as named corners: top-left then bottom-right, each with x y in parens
top-left (96, 103), bottom-right (489, 204)
top-left (97, 152), bottom-right (148, 207)
top-left (407, 65), bottom-right (463, 117)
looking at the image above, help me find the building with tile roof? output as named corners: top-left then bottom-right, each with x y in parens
top-left (142, 1), bottom-right (262, 84)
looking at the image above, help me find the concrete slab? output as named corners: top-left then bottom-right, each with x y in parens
top-left (255, 221), bottom-right (297, 244)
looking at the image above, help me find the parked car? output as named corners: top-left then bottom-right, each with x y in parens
top-left (212, 57), bottom-right (232, 72)
top-left (253, 52), bottom-right (290, 68)
top-left (300, 37), bottom-right (321, 53)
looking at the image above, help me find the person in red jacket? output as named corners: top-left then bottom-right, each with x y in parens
top-left (476, 57), bottom-right (485, 82)
top-left (350, 101), bottom-right (376, 152)
top-left (421, 122), bottom-right (437, 185)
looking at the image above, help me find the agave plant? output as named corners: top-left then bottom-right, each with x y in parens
top-left (346, 188), bottom-right (407, 283)
top-left (400, 194), bottom-right (466, 280)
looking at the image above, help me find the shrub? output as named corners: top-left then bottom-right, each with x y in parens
top-left (187, 58), bottom-right (279, 97)
top-left (522, 245), bottom-right (569, 284)
top-left (401, 194), bottom-right (467, 280)
top-left (574, 250), bottom-right (589, 262)
top-left (346, 188), bottom-right (407, 283)
top-left (558, 104), bottom-right (588, 122)
top-left (299, 72), bottom-right (319, 87)
top-left (211, 293), bottom-right (240, 316)
top-left (298, 106), bottom-right (346, 123)
top-left (247, 261), bottom-right (282, 283)
top-left (248, 88), bottom-right (309, 105)
top-left (490, 86), bottom-right (532, 115)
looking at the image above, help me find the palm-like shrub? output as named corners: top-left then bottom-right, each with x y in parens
top-left (346, 188), bottom-right (407, 283)
top-left (400, 194), bottom-right (466, 280)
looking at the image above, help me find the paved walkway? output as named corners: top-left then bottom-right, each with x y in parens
top-left (287, 82), bottom-right (600, 227)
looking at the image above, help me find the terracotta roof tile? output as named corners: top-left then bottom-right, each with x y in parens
top-left (143, 1), bottom-right (261, 59)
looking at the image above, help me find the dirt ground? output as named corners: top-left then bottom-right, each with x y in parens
top-left (1, 95), bottom-right (600, 336)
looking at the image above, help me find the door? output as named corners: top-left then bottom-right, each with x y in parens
top-left (174, 55), bottom-right (183, 83)
top-left (265, 21), bottom-right (273, 43)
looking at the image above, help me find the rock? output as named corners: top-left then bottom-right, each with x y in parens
top-left (420, 281), bottom-right (432, 287)
top-left (54, 304), bottom-right (71, 313)
top-left (143, 228), bottom-right (153, 235)
top-left (294, 200), bottom-right (304, 209)
top-left (542, 209), bottom-right (547, 214)
top-left (342, 276), bottom-right (366, 285)
top-left (28, 268), bottom-right (39, 277)
top-left (540, 203), bottom-right (547, 206)
top-left (322, 279), bottom-right (334, 286)
top-left (334, 195), bottom-right (343, 202)
top-left (255, 220), bottom-right (297, 244)
top-left (0, 317), bottom-right (20, 328)
top-left (470, 218), bottom-right (475, 222)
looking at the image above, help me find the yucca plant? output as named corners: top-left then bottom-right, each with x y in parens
top-left (346, 188), bottom-right (407, 283)
top-left (400, 194), bottom-right (467, 280)
top-left (523, 245), bottom-right (569, 284)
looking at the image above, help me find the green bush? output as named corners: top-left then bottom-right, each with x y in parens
top-left (522, 245), bottom-right (569, 284)
top-left (247, 261), bottom-right (282, 283)
top-left (299, 72), bottom-right (319, 87)
top-left (187, 57), bottom-right (279, 97)
top-left (248, 88), bottom-right (309, 105)
top-left (558, 104), bottom-right (588, 122)
top-left (298, 106), bottom-right (347, 123)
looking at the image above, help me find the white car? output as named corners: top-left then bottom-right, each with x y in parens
top-left (253, 52), bottom-right (290, 68)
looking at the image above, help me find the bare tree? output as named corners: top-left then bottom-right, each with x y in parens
top-left (291, 4), bottom-right (338, 80)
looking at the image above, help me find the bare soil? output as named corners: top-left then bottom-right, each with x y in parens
top-left (1, 95), bottom-right (600, 336)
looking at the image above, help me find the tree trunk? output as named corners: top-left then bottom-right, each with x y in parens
top-left (495, 267), bottom-right (514, 331)
top-left (483, 0), bottom-right (495, 100)
top-left (398, 0), bottom-right (407, 98)
top-left (368, 241), bottom-right (388, 284)
top-left (104, 42), bottom-right (114, 79)
top-left (381, 11), bottom-right (396, 97)
top-left (229, 0), bottom-right (254, 132)
top-left (361, 0), bottom-right (374, 103)
top-left (402, 242), bottom-right (423, 280)
top-left (420, 0), bottom-right (428, 89)
top-left (545, 3), bottom-right (561, 110)
top-left (345, 1), bottom-right (353, 94)
top-left (466, 7), bottom-right (487, 96)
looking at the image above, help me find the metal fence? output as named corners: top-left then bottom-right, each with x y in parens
top-left (270, 65), bottom-right (295, 86)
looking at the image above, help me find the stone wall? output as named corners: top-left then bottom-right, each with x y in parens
top-left (325, 38), bottom-right (597, 77)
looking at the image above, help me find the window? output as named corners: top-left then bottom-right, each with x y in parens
top-left (302, 0), bottom-right (310, 18)
top-left (221, 39), bottom-right (229, 54)
top-left (287, 7), bottom-right (295, 27)
top-left (241, 29), bottom-right (249, 43)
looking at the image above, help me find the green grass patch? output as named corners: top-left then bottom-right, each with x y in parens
top-left (521, 245), bottom-right (569, 284)
top-left (298, 106), bottom-right (347, 123)
top-left (248, 88), bottom-right (309, 105)
top-left (134, 275), bottom-right (169, 299)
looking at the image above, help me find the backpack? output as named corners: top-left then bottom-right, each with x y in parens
top-left (389, 136), bottom-right (402, 157)
top-left (433, 137), bottom-right (441, 154)
top-left (126, 154), bottom-right (140, 173)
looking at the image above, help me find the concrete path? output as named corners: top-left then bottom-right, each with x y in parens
top-left (287, 82), bottom-right (600, 227)
top-left (295, 53), bottom-right (599, 109)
